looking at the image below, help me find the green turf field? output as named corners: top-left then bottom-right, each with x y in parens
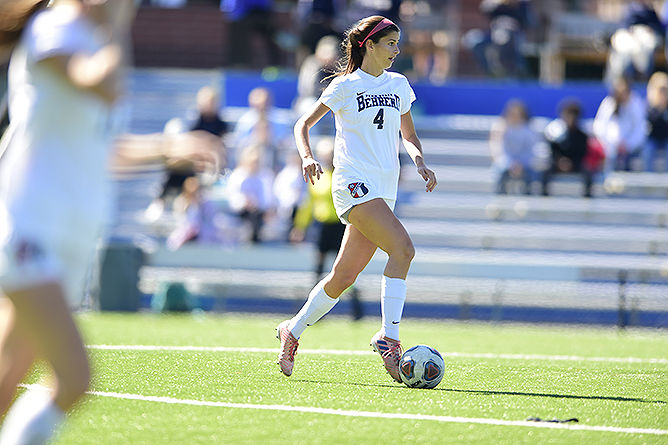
top-left (19, 313), bottom-right (668, 444)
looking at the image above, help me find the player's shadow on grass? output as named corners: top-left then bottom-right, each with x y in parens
top-left (292, 379), bottom-right (402, 390)
top-left (441, 388), bottom-right (666, 405)
top-left (292, 379), bottom-right (665, 404)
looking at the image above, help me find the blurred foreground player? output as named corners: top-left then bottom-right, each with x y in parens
top-left (0, 1), bottom-right (219, 444)
top-left (276, 15), bottom-right (437, 382)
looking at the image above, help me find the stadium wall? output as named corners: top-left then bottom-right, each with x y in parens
top-left (131, 6), bottom-right (227, 68)
top-left (221, 72), bottom-right (614, 119)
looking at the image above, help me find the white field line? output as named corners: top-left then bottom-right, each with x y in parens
top-left (19, 384), bottom-right (668, 436)
top-left (87, 345), bottom-right (668, 364)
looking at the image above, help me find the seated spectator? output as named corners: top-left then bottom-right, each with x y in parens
top-left (167, 176), bottom-right (221, 249)
top-left (463, 0), bottom-right (534, 78)
top-left (226, 146), bottom-right (275, 243)
top-left (541, 100), bottom-right (594, 198)
top-left (273, 150), bottom-right (307, 241)
top-left (295, 0), bottom-right (342, 67)
top-left (643, 71), bottom-right (668, 172)
top-left (401, 0), bottom-right (452, 84)
top-left (606, 0), bottom-right (665, 83)
top-left (189, 86), bottom-right (228, 187)
top-left (489, 99), bottom-right (538, 195)
top-left (347, 0), bottom-right (402, 23)
top-left (295, 35), bottom-right (340, 114)
top-left (190, 86), bottom-right (228, 139)
top-left (592, 76), bottom-right (647, 174)
top-left (231, 87), bottom-right (291, 171)
top-left (145, 111), bottom-right (223, 223)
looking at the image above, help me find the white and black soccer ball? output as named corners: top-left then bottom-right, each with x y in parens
top-left (399, 345), bottom-right (445, 389)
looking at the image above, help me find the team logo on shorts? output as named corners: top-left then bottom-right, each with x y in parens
top-left (348, 182), bottom-right (369, 198)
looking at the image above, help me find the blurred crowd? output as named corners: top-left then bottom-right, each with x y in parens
top-left (490, 69), bottom-right (668, 198)
top-left (149, 77), bottom-right (667, 252)
top-left (133, 0), bottom-right (668, 251)
top-left (137, 0), bottom-right (454, 83)
top-left (484, 0), bottom-right (668, 198)
top-left (145, 85), bottom-right (322, 249)
top-left (138, 0), bottom-right (447, 250)
top-left (131, 1), bottom-right (668, 83)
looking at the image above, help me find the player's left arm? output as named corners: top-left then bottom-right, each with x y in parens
top-left (400, 111), bottom-right (437, 192)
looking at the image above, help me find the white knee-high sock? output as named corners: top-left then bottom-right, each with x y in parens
top-left (0, 388), bottom-right (65, 445)
top-left (380, 276), bottom-right (407, 341)
top-left (288, 280), bottom-right (338, 339)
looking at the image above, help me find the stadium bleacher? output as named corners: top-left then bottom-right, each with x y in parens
top-left (109, 69), bottom-right (668, 328)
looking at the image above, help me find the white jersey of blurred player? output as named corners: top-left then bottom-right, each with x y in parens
top-left (0, 5), bottom-right (116, 308)
top-left (320, 69), bottom-right (415, 221)
top-left (0, 3), bottom-right (218, 445)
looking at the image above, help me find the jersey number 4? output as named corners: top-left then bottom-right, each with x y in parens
top-left (373, 108), bottom-right (384, 129)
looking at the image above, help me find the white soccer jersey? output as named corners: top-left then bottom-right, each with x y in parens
top-left (319, 69), bottom-right (415, 220)
top-left (1, 8), bottom-right (115, 232)
top-left (0, 8), bottom-right (116, 304)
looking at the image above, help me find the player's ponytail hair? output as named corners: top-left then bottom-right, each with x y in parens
top-left (335, 15), bottom-right (400, 77)
top-left (0, 0), bottom-right (49, 52)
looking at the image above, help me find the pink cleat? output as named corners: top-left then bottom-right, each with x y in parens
top-left (370, 331), bottom-right (403, 383)
top-left (276, 321), bottom-right (299, 376)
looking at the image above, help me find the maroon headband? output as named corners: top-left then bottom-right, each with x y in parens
top-left (358, 18), bottom-right (397, 47)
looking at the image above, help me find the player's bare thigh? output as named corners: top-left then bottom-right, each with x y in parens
top-left (0, 296), bottom-right (35, 415)
top-left (5, 282), bottom-right (89, 410)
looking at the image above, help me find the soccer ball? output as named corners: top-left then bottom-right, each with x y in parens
top-left (399, 344), bottom-right (445, 389)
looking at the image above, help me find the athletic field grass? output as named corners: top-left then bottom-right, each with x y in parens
top-left (20, 313), bottom-right (668, 444)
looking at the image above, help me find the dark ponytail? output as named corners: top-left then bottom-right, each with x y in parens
top-left (335, 15), bottom-right (400, 77)
top-left (0, 0), bottom-right (49, 50)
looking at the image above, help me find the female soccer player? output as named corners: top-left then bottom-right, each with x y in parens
top-left (0, 1), bottom-right (218, 444)
top-left (277, 15), bottom-right (437, 382)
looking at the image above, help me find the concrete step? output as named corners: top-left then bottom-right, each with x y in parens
top-left (404, 138), bottom-right (492, 167)
top-left (402, 166), bottom-right (668, 199)
top-left (403, 219), bottom-right (668, 255)
top-left (397, 193), bottom-right (668, 227)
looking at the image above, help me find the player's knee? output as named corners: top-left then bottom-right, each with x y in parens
top-left (392, 238), bottom-right (415, 264)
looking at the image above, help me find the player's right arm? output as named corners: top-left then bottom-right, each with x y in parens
top-left (112, 131), bottom-right (221, 173)
top-left (294, 100), bottom-right (330, 184)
